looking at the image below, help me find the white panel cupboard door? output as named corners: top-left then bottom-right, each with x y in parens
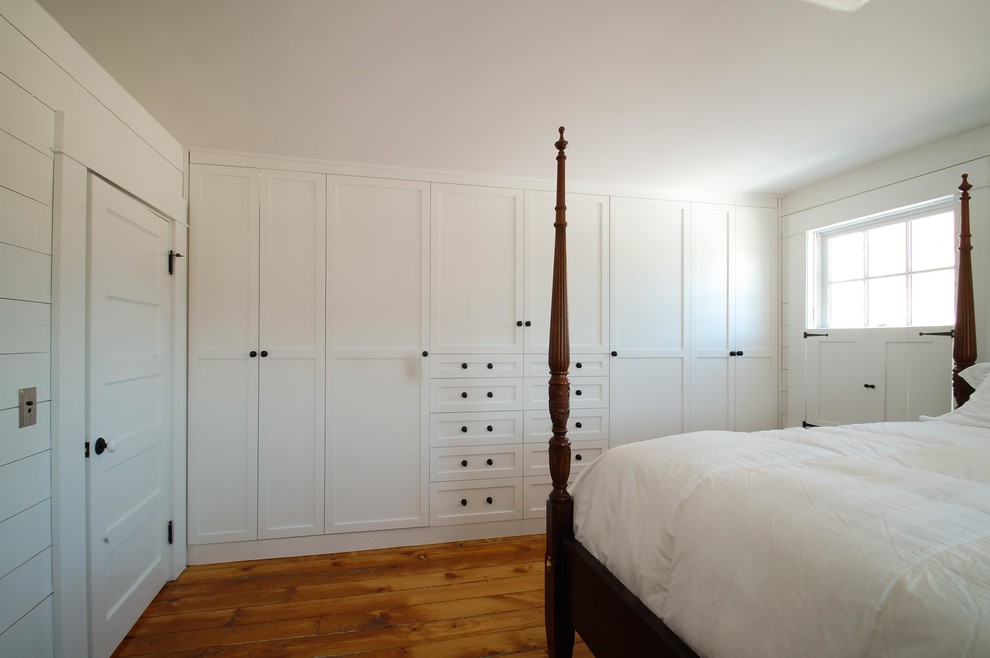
top-left (328, 176), bottom-right (429, 355)
top-left (188, 165), bottom-right (259, 544)
top-left (88, 177), bottom-right (170, 658)
top-left (431, 184), bottom-right (524, 353)
top-left (610, 357), bottom-right (685, 447)
top-left (328, 358), bottom-right (428, 532)
top-left (524, 191), bottom-right (608, 354)
top-left (258, 170), bottom-right (326, 538)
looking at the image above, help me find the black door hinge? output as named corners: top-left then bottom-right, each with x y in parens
top-left (85, 441), bottom-right (90, 458)
top-left (167, 520), bottom-right (174, 545)
top-left (168, 250), bottom-right (184, 275)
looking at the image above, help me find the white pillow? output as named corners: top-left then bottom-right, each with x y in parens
top-left (922, 373), bottom-right (990, 427)
top-left (960, 362), bottom-right (990, 388)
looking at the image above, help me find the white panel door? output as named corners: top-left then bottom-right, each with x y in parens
top-left (524, 191), bottom-right (609, 355)
top-left (257, 170), bottom-right (326, 539)
top-left (87, 177), bottom-right (171, 658)
top-left (431, 184), bottom-right (524, 353)
top-left (610, 198), bottom-right (689, 445)
top-left (327, 176), bottom-right (429, 532)
top-left (881, 328), bottom-right (953, 420)
top-left (187, 165), bottom-right (260, 544)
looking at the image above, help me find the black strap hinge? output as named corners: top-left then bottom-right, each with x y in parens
top-left (918, 330), bottom-right (954, 337)
top-left (168, 250), bottom-right (184, 275)
top-left (804, 332), bottom-right (829, 338)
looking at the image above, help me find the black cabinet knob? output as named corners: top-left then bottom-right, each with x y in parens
top-left (260, 350), bottom-right (268, 357)
top-left (864, 384), bottom-right (876, 389)
top-left (487, 363), bottom-right (493, 369)
top-left (576, 362), bottom-right (582, 368)
top-left (575, 421), bottom-right (583, 429)
top-left (575, 390), bottom-right (582, 396)
top-left (737, 351), bottom-right (744, 356)
top-left (461, 363), bottom-right (468, 369)
top-left (486, 391), bottom-right (493, 398)
top-left (461, 459), bottom-right (468, 467)
top-left (729, 351), bottom-right (738, 357)
top-left (486, 458), bottom-right (493, 466)
top-left (575, 454), bottom-right (583, 461)
top-left (94, 437), bottom-right (108, 455)
top-left (461, 426), bottom-right (468, 433)
top-left (486, 425), bottom-right (493, 432)
top-left (524, 320), bottom-right (531, 327)
top-left (461, 392), bottom-right (468, 398)
top-left (422, 351), bottom-right (428, 357)
top-left (611, 351), bottom-right (618, 357)
top-left (249, 351), bottom-right (258, 357)
top-left (486, 497), bottom-right (493, 504)
top-left (460, 498), bottom-right (468, 506)
top-left (517, 321), bottom-right (523, 327)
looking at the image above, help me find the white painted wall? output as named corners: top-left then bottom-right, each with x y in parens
top-left (781, 125), bottom-right (990, 427)
top-left (0, 0), bottom-right (186, 654)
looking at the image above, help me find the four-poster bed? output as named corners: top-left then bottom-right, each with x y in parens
top-left (545, 128), bottom-right (988, 657)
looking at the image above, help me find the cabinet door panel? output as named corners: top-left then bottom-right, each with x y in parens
top-left (431, 185), bottom-right (523, 353)
top-left (328, 358), bottom-right (427, 532)
top-left (525, 191), bottom-right (608, 354)
top-left (187, 358), bottom-right (257, 543)
top-left (610, 357), bottom-right (684, 447)
top-left (611, 198), bottom-right (687, 353)
top-left (329, 177), bottom-right (428, 353)
top-left (734, 207), bottom-right (777, 351)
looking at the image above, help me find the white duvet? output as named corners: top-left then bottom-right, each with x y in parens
top-left (572, 421), bottom-right (990, 657)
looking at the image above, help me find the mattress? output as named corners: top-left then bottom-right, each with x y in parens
top-left (571, 420), bottom-right (990, 657)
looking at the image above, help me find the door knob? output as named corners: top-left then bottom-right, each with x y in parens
top-left (94, 437), bottom-right (116, 455)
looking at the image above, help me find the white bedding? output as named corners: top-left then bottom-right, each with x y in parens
top-left (571, 421), bottom-right (990, 657)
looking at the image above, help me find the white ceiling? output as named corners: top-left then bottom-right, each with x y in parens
top-left (34, 0), bottom-right (990, 196)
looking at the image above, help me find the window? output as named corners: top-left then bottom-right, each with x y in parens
top-left (813, 198), bottom-right (955, 328)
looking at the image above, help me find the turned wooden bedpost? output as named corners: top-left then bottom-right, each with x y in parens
top-left (546, 126), bottom-right (575, 658)
top-left (953, 174), bottom-right (976, 407)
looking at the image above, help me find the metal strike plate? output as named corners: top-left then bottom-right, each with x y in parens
top-left (19, 387), bottom-right (37, 428)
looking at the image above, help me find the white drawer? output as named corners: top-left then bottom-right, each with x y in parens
top-left (523, 475), bottom-right (575, 519)
top-left (430, 478), bottom-right (522, 525)
top-left (430, 445), bottom-right (523, 482)
top-left (430, 411), bottom-right (522, 447)
top-left (523, 440), bottom-right (607, 477)
top-left (523, 353), bottom-right (610, 377)
top-left (430, 378), bottom-right (523, 413)
top-left (523, 376), bottom-right (609, 411)
top-left (430, 354), bottom-right (524, 378)
top-left (523, 409), bottom-right (609, 444)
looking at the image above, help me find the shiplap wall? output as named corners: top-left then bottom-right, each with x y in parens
top-left (0, 46), bottom-right (55, 658)
top-left (1, 0), bottom-right (186, 654)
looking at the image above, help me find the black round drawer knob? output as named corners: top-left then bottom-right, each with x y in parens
top-left (260, 350), bottom-right (268, 357)
top-left (487, 363), bottom-right (493, 369)
top-left (575, 421), bottom-right (583, 429)
top-left (575, 454), bottom-right (583, 461)
top-left (461, 426), bottom-right (468, 433)
top-left (249, 350), bottom-right (258, 357)
top-left (729, 350), bottom-right (738, 357)
top-left (486, 392), bottom-right (493, 398)
top-left (460, 499), bottom-right (468, 506)
top-left (516, 321), bottom-right (523, 327)
top-left (737, 351), bottom-right (744, 356)
top-left (486, 458), bottom-right (493, 466)
top-left (461, 392), bottom-right (468, 398)
top-left (461, 363), bottom-right (468, 369)
top-left (486, 497), bottom-right (493, 504)
top-left (524, 320), bottom-right (531, 326)
top-left (576, 362), bottom-right (582, 368)
top-left (461, 460), bottom-right (468, 467)
top-left (422, 351), bottom-right (428, 357)
top-left (486, 425), bottom-right (493, 432)
top-left (575, 390), bottom-right (582, 396)
top-left (611, 351), bottom-right (618, 357)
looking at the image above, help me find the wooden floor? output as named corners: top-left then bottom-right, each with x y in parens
top-left (113, 534), bottom-right (594, 657)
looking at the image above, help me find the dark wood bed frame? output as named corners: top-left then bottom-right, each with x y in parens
top-left (543, 127), bottom-right (977, 657)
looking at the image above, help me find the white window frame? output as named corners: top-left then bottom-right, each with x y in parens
top-left (811, 196), bottom-right (955, 329)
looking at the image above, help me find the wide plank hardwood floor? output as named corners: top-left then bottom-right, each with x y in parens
top-left (113, 534), bottom-right (594, 657)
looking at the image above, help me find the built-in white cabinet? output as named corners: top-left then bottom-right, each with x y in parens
top-left (690, 204), bottom-right (778, 432)
top-left (609, 198), bottom-right (691, 446)
top-left (188, 166), bottom-right (326, 544)
top-left (325, 176), bottom-right (430, 533)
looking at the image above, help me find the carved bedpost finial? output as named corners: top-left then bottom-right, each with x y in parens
top-left (954, 173), bottom-right (976, 407)
top-left (556, 126), bottom-right (568, 153)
